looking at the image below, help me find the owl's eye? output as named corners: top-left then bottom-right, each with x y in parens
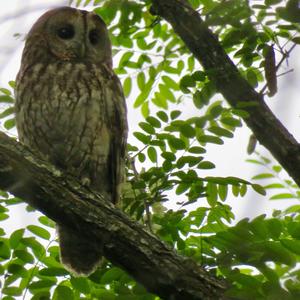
top-left (57, 25), bottom-right (75, 39)
top-left (89, 29), bottom-right (99, 45)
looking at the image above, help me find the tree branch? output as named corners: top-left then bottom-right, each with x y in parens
top-left (150, 0), bottom-right (300, 186)
top-left (0, 131), bottom-right (227, 299)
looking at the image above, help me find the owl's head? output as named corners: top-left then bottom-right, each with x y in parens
top-left (22, 6), bottom-right (112, 67)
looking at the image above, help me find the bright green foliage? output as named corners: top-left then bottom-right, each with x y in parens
top-left (0, 0), bottom-right (300, 299)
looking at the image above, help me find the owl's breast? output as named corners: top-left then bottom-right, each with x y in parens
top-left (15, 62), bottom-right (113, 187)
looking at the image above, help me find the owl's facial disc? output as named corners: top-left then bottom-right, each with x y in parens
top-left (31, 7), bottom-right (112, 65)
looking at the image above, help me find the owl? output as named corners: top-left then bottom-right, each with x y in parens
top-left (15, 6), bottom-right (128, 276)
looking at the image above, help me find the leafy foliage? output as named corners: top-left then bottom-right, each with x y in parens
top-left (0, 0), bottom-right (300, 299)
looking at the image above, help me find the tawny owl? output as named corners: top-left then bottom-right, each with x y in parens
top-left (15, 6), bottom-right (127, 276)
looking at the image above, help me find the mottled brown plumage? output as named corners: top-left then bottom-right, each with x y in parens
top-left (15, 6), bottom-right (127, 276)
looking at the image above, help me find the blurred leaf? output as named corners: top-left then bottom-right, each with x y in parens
top-left (9, 229), bottom-right (24, 249)
top-left (27, 225), bottom-right (51, 240)
top-left (123, 77), bottom-right (132, 97)
top-left (53, 285), bottom-right (74, 300)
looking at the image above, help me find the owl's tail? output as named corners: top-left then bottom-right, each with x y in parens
top-left (57, 225), bottom-right (103, 276)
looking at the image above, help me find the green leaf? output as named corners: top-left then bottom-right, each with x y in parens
top-left (137, 72), bottom-right (146, 90)
top-left (0, 240), bottom-right (10, 259)
top-left (71, 277), bottom-right (90, 294)
top-left (134, 79), bottom-right (153, 108)
top-left (9, 229), bottom-right (24, 249)
top-left (272, 165), bottom-right (282, 173)
top-left (138, 153), bottom-right (146, 163)
top-left (141, 101), bottom-right (149, 118)
top-left (292, 37), bottom-right (300, 44)
top-left (0, 213), bottom-right (9, 221)
top-left (53, 285), bottom-right (74, 300)
top-left (4, 118), bottom-right (15, 130)
top-left (123, 77), bottom-right (132, 97)
top-left (218, 185), bottom-right (228, 201)
top-left (0, 95), bottom-right (14, 103)
top-left (246, 69), bottom-right (258, 87)
top-left (7, 263), bottom-right (28, 277)
top-left (207, 183), bottom-right (218, 206)
top-left (188, 146), bottom-right (206, 154)
top-left (192, 71), bottom-right (206, 81)
top-left (208, 126), bottom-right (233, 138)
top-left (139, 122), bottom-right (155, 134)
top-left (197, 135), bottom-right (224, 145)
top-left (153, 93), bottom-right (168, 109)
top-left (287, 221), bottom-right (300, 239)
top-left (267, 219), bottom-right (282, 239)
top-left (101, 267), bottom-right (124, 284)
top-left (147, 147), bottom-right (157, 163)
top-left (146, 116), bottom-right (161, 128)
top-left (2, 287), bottom-right (22, 296)
top-left (252, 173), bottom-right (274, 180)
top-left (180, 75), bottom-right (196, 92)
top-left (252, 184), bottom-right (266, 196)
top-left (38, 216), bottom-right (55, 228)
top-left (92, 289), bottom-right (116, 299)
top-left (157, 111), bottom-right (168, 122)
top-left (0, 88), bottom-right (11, 95)
top-left (194, 88), bottom-right (215, 109)
top-left (250, 215), bottom-right (268, 239)
top-left (0, 107), bottom-right (14, 119)
top-left (163, 160), bottom-right (173, 172)
top-left (14, 250), bottom-right (34, 264)
top-left (170, 110), bottom-right (181, 120)
top-left (168, 137), bottom-right (186, 150)
top-left (21, 237), bottom-right (44, 257)
top-left (270, 193), bottom-right (296, 200)
top-left (162, 76), bottom-right (179, 90)
top-left (281, 239), bottom-right (300, 255)
top-left (264, 183), bottom-right (285, 189)
top-left (161, 151), bottom-right (176, 161)
top-left (39, 267), bottom-right (69, 277)
top-left (119, 51), bottom-right (134, 67)
top-left (133, 132), bottom-right (151, 144)
top-left (180, 124), bottom-right (195, 138)
top-left (27, 225), bottom-right (51, 240)
top-left (198, 161), bottom-right (215, 169)
top-left (232, 185), bottom-right (240, 197)
top-left (231, 109), bottom-right (250, 118)
top-left (176, 183), bottom-right (190, 195)
top-left (221, 117), bottom-right (242, 127)
top-left (209, 104), bottom-right (223, 118)
top-left (31, 292), bottom-right (51, 300)
top-left (160, 84), bottom-right (176, 102)
top-left (263, 241), bottom-right (296, 266)
top-left (177, 156), bottom-right (203, 168)
top-left (29, 279), bottom-right (56, 291)
top-left (265, 0), bottom-right (281, 5)
top-left (277, 0), bottom-right (300, 23)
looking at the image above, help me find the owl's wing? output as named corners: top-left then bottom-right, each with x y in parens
top-left (107, 72), bottom-right (128, 204)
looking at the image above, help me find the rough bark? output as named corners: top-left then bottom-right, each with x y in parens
top-left (0, 131), bottom-right (227, 299)
top-left (150, 0), bottom-right (300, 186)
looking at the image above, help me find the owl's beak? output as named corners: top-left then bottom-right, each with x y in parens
top-left (76, 42), bottom-right (86, 58)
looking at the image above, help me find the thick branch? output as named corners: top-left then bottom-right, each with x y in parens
top-left (150, 0), bottom-right (300, 186)
top-left (0, 132), bottom-right (227, 299)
